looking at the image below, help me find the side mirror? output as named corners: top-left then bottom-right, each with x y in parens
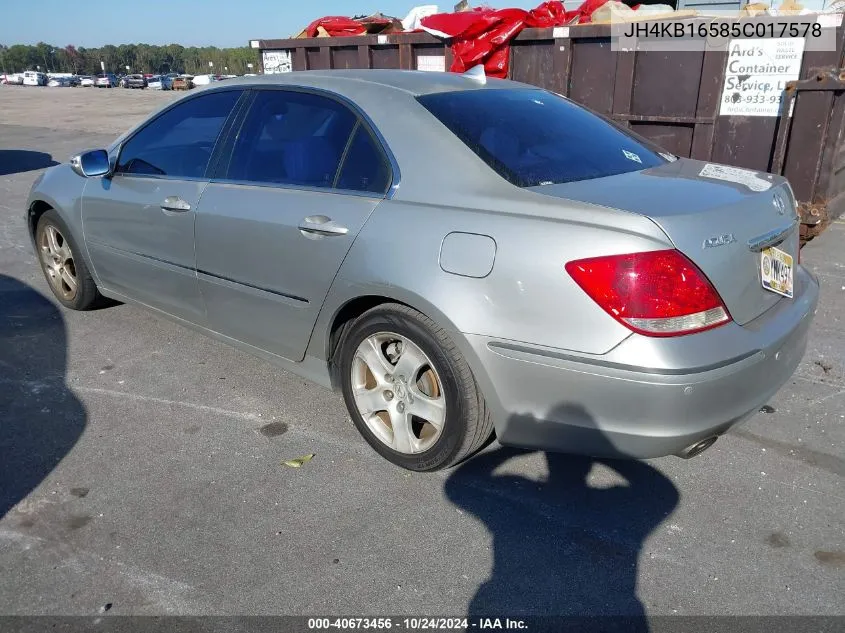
top-left (70, 149), bottom-right (111, 178)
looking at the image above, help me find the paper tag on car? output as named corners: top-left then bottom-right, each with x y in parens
top-left (761, 246), bottom-right (794, 299)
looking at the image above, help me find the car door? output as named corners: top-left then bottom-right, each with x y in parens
top-left (195, 87), bottom-right (394, 361)
top-left (82, 88), bottom-right (244, 324)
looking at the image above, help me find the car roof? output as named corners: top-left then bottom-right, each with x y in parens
top-left (114, 70), bottom-right (541, 206)
top-left (216, 69), bottom-right (532, 97)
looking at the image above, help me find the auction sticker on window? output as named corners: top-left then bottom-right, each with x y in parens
top-left (761, 246), bottom-right (794, 299)
top-left (720, 38), bottom-right (805, 117)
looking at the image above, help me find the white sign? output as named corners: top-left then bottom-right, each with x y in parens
top-left (719, 38), bottom-right (805, 117)
top-left (817, 13), bottom-right (843, 29)
top-left (262, 49), bottom-right (293, 74)
top-left (417, 55), bottom-right (446, 73)
top-left (100, 60), bottom-right (105, 71)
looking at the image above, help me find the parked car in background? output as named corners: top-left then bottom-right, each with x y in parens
top-left (48, 77), bottom-right (74, 87)
top-left (171, 75), bottom-right (193, 90)
top-left (121, 74), bottom-right (148, 89)
top-left (22, 71), bottom-right (48, 86)
top-left (79, 76), bottom-right (95, 87)
top-left (191, 74), bottom-right (216, 87)
top-left (146, 75), bottom-right (173, 90)
top-left (95, 73), bottom-right (118, 88)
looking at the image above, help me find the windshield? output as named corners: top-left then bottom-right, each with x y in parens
top-left (418, 89), bottom-right (666, 187)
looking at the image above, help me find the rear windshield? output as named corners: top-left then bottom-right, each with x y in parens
top-left (418, 89), bottom-right (666, 187)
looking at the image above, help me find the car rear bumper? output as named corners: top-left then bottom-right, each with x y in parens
top-left (460, 267), bottom-right (819, 459)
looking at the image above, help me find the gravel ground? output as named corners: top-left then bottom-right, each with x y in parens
top-left (0, 86), bottom-right (843, 623)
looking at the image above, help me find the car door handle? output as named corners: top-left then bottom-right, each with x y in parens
top-left (160, 196), bottom-right (191, 213)
top-left (298, 215), bottom-right (349, 237)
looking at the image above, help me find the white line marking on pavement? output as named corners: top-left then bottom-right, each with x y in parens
top-left (76, 386), bottom-right (264, 422)
top-left (75, 385), bottom-right (358, 451)
top-left (0, 528), bottom-right (216, 614)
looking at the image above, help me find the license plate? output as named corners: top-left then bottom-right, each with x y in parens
top-left (761, 246), bottom-right (794, 298)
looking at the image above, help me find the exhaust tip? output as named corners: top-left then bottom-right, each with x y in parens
top-left (676, 435), bottom-right (718, 459)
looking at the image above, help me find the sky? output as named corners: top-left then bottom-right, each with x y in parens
top-left (0, 0), bottom-right (540, 49)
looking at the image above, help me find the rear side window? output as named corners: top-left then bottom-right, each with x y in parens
top-left (418, 89), bottom-right (665, 187)
top-left (117, 90), bottom-right (241, 179)
top-left (336, 124), bottom-right (391, 194)
top-left (226, 90), bottom-right (357, 189)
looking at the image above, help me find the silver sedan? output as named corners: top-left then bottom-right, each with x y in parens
top-left (26, 70), bottom-right (819, 470)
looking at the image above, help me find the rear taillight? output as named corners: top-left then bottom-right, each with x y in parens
top-left (565, 249), bottom-right (731, 337)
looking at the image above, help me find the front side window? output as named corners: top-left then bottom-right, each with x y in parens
top-left (226, 90), bottom-right (358, 189)
top-left (117, 89), bottom-right (241, 179)
top-left (418, 89), bottom-right (666, 187)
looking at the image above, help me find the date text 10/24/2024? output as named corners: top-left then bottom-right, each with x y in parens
top-left (307, 618), bottom-right (528, 630)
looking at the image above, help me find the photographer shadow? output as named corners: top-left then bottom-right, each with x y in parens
top-left (445, 406), bottom-right (680, 631)
top-left (0, 274), bottom-right (86, 519)
top-left (0, 150), bottom-right (58, 176)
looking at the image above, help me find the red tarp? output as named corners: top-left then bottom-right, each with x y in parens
top-left (302, 1), bottom-right (621, 78)
top-left (304, 16), bottom-right (366, 38)
top-left (421, 1), bottom-right (610, 78)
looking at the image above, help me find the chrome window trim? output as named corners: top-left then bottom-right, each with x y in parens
top-left (206, 177), bottom-right (386, 200)
top-left (109, 172), bottom-right (210, 184)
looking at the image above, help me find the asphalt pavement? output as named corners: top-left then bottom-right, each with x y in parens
top-left (0, 88), bottom-right (843, 621)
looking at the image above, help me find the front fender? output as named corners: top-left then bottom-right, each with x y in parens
top-left (26, 164), bottom-right (94, 277)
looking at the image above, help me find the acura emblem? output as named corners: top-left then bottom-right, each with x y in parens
top-left (772, 193), bottom-right (787, 215)
top-left (703, 233), bottom-right (736, 249)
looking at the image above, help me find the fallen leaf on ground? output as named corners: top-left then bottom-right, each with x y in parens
top-left (282, 453), bottom-right (315, 468)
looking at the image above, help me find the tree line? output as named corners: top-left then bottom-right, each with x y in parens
top-left (0, 42), bottom-right (260, 75)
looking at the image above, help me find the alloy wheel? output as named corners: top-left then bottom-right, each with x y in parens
top-left (351, 332), bottom-right (447, 454)
top-left (39, 225), bottom-right (78, 302)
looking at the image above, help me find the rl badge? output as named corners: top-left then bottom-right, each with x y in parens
top-left (761, 246), bottom-right (794, 299)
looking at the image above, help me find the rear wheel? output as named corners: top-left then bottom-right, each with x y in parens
top-left (36, 210), bottom-right (103, 310)
top-left (338, 303), bottom-right (494, 471)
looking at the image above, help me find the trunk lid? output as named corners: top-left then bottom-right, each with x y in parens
top-left (531, 158), bottom-right (800, 325)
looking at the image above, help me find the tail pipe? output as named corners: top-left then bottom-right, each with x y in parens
top-left (676, 435), bottom-right (719, 459)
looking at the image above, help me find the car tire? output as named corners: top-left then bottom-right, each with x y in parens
top-left (35, 210), bottom-right (103, 311)
top-left (337, 303), bottom-right (494, 471)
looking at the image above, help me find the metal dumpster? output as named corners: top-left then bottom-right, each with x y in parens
top-left (252, 15), bottom-right (845, 242)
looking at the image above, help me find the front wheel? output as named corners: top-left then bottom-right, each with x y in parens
top-left (337, 304), bottom-right (494, 471)
top-left (35, 210), bottom-right (103, 310)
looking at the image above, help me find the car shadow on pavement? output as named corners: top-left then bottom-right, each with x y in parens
top-left (444, 406), bottom-right (679, 631)
top-left (0, 150), bottom-right (59, 176)
top-left (0, 274), bottom-right (86, 519)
